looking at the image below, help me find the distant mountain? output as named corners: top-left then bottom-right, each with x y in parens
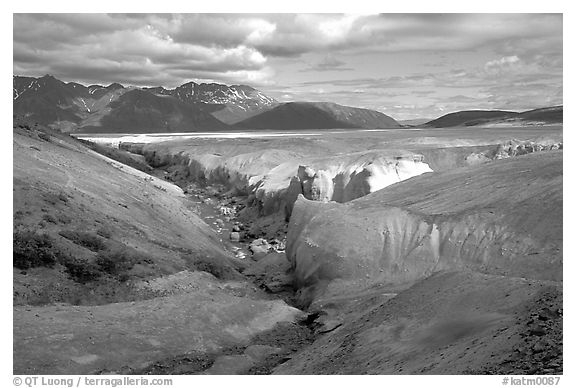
top-left (423, 110), bottom-right (518, 128)
top-left (424, 106), bottom-right (563, 128)
top-left (236, 101), bottom-right (401, 130)
top-left (81, 89), bottom-right (228, 133)
top-left (13, 75), bottom-right (98, 131)
top-left (13, 75), bottom-right (278, 133)
top-left (516, 106), bottom-right (563, 123)
top-left (143, 82), bottom-right (278, 124)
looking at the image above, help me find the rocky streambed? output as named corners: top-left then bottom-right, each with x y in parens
top-left (148, 168), bottom-right (295, 295)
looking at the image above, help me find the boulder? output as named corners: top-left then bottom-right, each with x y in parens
top-left (249, 238), bottom-right (271, 259)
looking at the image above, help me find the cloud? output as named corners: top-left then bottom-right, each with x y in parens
top-left (411, 90), bottom-right (435, 96)
top-left (481, 82), bottom-right (563, 111)
top-left (12, 13), bottom-right (562, 119)
top-left (300, 55), bottom-right (353, 72)
top-left (13, 13), bottom-right (273, 87)
top-left (484, 55), bottom-right (520, 71)
top-left (298, 52), bottom-right (562, 92)
top-left (251, 13), bottom-right (562, 57)
top-left (285, 49), bottom-right (562, 119)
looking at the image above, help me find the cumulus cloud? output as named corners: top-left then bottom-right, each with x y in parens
top-left (252, 13), bottom-right (562, 57)
top-left (13, 13), bottom-right (274, 87)
top-left (14, 13), bottom-right (562, 79)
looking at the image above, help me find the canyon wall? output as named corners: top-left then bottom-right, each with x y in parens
top-left (285, 151), bottom-right (563, 305)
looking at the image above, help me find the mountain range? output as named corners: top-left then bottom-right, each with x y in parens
top-left (13, 75), bottom-right (401, 133)
top-left (13, 75), bottom-right (562, 133)
top-left (13, 75), bottom-right (275, 133)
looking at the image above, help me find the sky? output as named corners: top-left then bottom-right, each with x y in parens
top-left (13, 13), bottom-right (563, 120)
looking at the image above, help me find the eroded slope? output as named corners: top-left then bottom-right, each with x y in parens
top-left (287, 151), bottom-right (562, 306)
top-left (13, 123), bottom-right (303, 374)
top-left (274, 271), bottom-right (562, 374)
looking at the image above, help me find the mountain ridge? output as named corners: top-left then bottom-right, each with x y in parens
top-left (13, 75), bottom-right (277, 132)
top-left (237, 101), bottom-right (402, 129)
top-left (423, 106), bottom-right (563, 128)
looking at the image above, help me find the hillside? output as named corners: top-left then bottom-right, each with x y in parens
top-left (424, 106), bottom-right (563, 128)
top-left (237, 101), bottom-right (401, 130)
top-left (424, 110), bottom-right (518, 127)
top-left (517, 106), bottom-right (563, 123)
top-left (13, 118), bottom-right (303, 374)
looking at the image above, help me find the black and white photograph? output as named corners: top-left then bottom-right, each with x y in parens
top-left (10, 7), bottom-right (567, 382)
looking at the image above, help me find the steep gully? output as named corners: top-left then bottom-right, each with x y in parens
top-left (119, 138), bottom-right (561, 373)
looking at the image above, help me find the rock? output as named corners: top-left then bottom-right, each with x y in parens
top-left (229, 232), bottom-right (240, 242)
top-left (465, 152), bottom-right (491, 166)
top-left (249, 238), bottom-right (271, 257)
top-left (532, 341), bottom-right (546, 353)
top-left (205, 186), bottom-right (220, 197)
top-left (528, 324), bottom-right (546, 336)
top-left (538, 307), bottom-right (560, 321)
top-left (218, 206), bottom-right (234, 216)
top-left (270, 238), bottom-right (286, 252)
top-left (309, 170), bottom-right (334, 201)
top-left (183, 184), bottom-right (198, 194)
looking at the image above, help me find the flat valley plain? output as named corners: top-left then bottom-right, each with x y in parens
top-left (13, 122), bottom-right (563, 375)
